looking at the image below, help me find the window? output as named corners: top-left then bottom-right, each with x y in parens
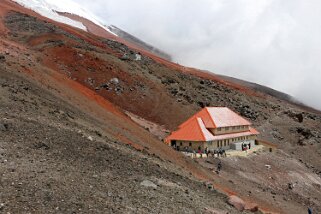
top-left (217, 128), bottom-right (221, 131)
top-left (189, 143), bottom-right (192, 146)
top-left (225, 127), bottom-right (229, 131)
top-left (217, 141), bottom-right (219, 147)
top-left (180, 142), bottom-right (183, 146)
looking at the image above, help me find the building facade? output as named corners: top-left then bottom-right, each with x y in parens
top-left (165, 107), bottom-right (259, 152)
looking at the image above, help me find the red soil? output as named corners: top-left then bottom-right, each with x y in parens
top-left (58, 8), bottom-right (265, 98)
top-left (4, 0), bottom-right (264, 100)
top-left (0, 1), bottom-right (284, 212)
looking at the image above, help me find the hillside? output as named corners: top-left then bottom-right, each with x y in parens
top-left (107, 25), bottom-right (172, 61)
top-left (1, 0), bottom-right (321, 213)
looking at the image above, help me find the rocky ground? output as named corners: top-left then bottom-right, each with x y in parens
top-left (0, 2), bottom-right (321, 213)
top-left (0, 67), bottom-right (245, 214)
top-left (197, 149), bottom-right (321, 214)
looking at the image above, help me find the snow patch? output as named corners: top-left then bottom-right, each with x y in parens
top-left (12, 0), bottom-right (117, 36)
top-left (12, 0), bottom-right (87, 30)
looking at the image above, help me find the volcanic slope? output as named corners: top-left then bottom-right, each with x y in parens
top-left (0, 4), bottom-right (248, 214)
top-left (1, 0), bottom-right (321, 213)
top-left (0, 64), bottom-right (247, 214)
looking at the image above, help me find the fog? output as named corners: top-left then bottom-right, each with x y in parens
top-left (74, 0), bottom-right (321, 110)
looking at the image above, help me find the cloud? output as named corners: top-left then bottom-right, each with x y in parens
top-left (75, 0), bottom-right (321, 110)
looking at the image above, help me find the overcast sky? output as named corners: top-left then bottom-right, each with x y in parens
top-left (73, 0), bottom-right (321, 110)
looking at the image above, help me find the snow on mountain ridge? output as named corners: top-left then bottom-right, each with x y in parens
top-left (12, 0), bottom-right (116, 36)
top-left (12, 0), bottom-right (87, 30)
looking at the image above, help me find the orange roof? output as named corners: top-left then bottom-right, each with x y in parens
top-left (179, 107), bottom-right (215, 128)
top-left (165, 107), bottom-right (258, 143)
top-left (180, 107), bottom-right (251, 129)
top-left (206, 107), bottom-right (251, 127)
top-left (166, 117), bottom-right (215, 142)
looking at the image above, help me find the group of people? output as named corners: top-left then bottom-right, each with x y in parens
top-left (211, 148), bottom-right (227, 158)
top-left (189, 147), bottom-right (227, 158)
top-left (241, 142), bottom-right (251, 151)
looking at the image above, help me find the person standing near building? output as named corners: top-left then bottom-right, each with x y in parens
top-left (206, 149), bottom-right (210, 158)
top-left (216, 160), bottom-right (222, 174)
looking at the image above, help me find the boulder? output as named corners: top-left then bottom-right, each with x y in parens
top-left (0, 123), bottom-right (8, 131)
top-left (288, 183), bottom-right (294, 190)
top-left (110, 78), bottom-right (120, 85)
top-left (120, 53), bottom-right (130, 60)
top-left (161, 77), bottom-right (177, 85)
top-left (135, 53), bottom-right (142, 61)
top-left (245, 202), bottom-right (259, 212)
top-left (0, 203), bottom-right (5, 211)
top-left (0, 55), bottom-right (5, 62)
top-left (238, 105), bottom-right (258, 120)
top-left (285, 110), bottom-right (304, 122)
top-left (296, 113), bottom-right (304, 123)
top-left (86, 78), bottom-right (95, 86)
top-left (140, 180), bottom-right (157, 189)
top-left (297, 127), bottom-right (314, 139)
top-left (34, 142), bottom-right (50, 150)
top-left (227, 195), bottom-right (245, 211)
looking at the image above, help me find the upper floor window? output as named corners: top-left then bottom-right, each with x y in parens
top-left (225, 127), bottom-right (229, 131)
top-left (217, 128), bottom-right (221, 131)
